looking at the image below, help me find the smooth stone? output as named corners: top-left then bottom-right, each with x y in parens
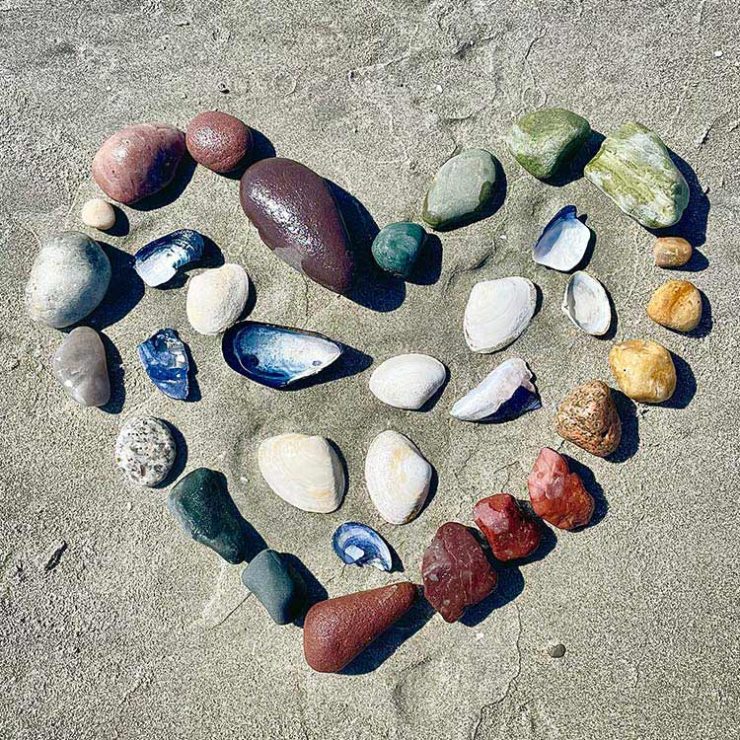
top-left (92, 123), bottom-right (186, 204)
top-left (186, 110), bottom-right (253, 173)
top-left (239, 158), bottom-right (354, 295)
top-left (332, 522), bottom-right (393, 572)
top-left (51, 326), bottom-right (110, 407)
top-left (473, 493), bottom-right (541, 561)
top-left (241, 549), bottom-right (305, 625)
top-left (547, 643), bottom-right (566, 658)
top-left (584, 121), bottom-right (689, 228)
top-left (114, 416), bottom-right (176, 487)
top-left (562, 271), bottom-right (612, 336)
top-left (507, 107), bottom-right (591, 179)
top-left (371, 222), bottom-right (425, 277)
top-left (26, 231), bottom-right (111, 328)
top-left (646, 279), bottom-right (702, 332)
top-left (134, 229), bottom-right (205, 287)
top-left (137, 328), bottom-right (190, 400)
top-left (186, 264), bottom-right (250, 335)
top-left (527, 448), bottom-right (594, 530)
top-left (422, 522), bottom-right (497, 623)
top-left (608, 339), bottom-right (677, 403)
top-left (167, 468), bottom-right (247, 563)
top-left (555, 380), bottom-right (622, 457)
top-left (653, 236), bottom-right (693, 268)
top-left (368, 353), bottom-right (446, 410)
top-left (80, 198), bottom-right (116, 231)
top-left (303, 582), bottom-right (417, 673)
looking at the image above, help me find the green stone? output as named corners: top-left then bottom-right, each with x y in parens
top-left (168, 468), bottom-right (248, 564)
top-left (584, 121), bottom-right (689, 228)
top-left (241, 549), bottom-right (305, 625)
top-left (506, 107), bottom-right (591, 179)
top-left (422, 148), bottom-right (498, 230)
top-left (371, 222), bottom-right (426, 277)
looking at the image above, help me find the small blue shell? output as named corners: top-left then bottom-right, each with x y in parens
top-left (532, 205), bottom-right (590, 272)
top-left (134, 229), bottom-right (205, 287)
top-left (332, 522), bottom-right (393, 572)
top-left (137, 328), bottom-right (190, 400)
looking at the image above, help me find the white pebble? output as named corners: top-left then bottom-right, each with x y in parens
top-left (81, 198), bottom-right (116, 231)
top-left (714, 50), bottom-right (723, 58)
top-left (186, 263), bottom-right (250, 335)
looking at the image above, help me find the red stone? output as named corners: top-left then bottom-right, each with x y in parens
top-left (303, 582), bottom-right (417, 673)
top-left (186, 111), bottom-right (253, 173)
top-left (473, 494), bottom-right (541, 561)
top-left (421, 522), bottom-right (497, 623)
top-left (527, 447), bottom-right (595, 530)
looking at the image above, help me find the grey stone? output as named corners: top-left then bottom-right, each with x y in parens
top-left (241, 549), bottom-right (305, 625)
top-left (51, 326), bottom-right (110, 407)
top-left (114, 417), bottom-right (176, 487)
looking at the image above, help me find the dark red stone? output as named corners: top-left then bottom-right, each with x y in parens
top-left (527, 447), bottom-right (595, 530)
top-left (303, 582), bottom-right (417, 673)
top-left (421, 522), bottom-right (497, 623)
top-left (186, 111), bottom-right (253, 173)
top-left (473, 493), bottom-right (541, 561)
top-left (239, 157), bottom-right (355, 295)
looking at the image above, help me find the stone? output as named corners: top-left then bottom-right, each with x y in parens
top-left (239, 157), bottom-right (354, 294)
top-left (608, 339), bottom-right (676, 403)
top-left (555, 380), bottom-right (622, 457)
top-left (527, 448), bottom-right (594, 530)
top-left (371, 222), bottom-right (426, 277)
top-left (92, 123), bottom-right (186, 204)
top-left (421, 522), bottom-right (497, 623)
top-left (26, 232), bottom-right (111, 328)
top-left (646, 279), bottom-right (702, 333)
top-left (137, 328), bottom-right (190, 400)
top-left (303, 582), bottom-right (417, 672)
top-left (473, 494), bottom-right (541, 561)
top-left (114, 416), bottom-right (176, 487)
top-left (134, 230), bottom-right (205, 287)
top-left (241, 549), bottom-right (305, 625)
top-left (167, 468), bottom-right (248, 563)
top-left (506, 107), bottom-right (591, 179)
top-left (51, 326), bottom-right (110, 407)
top-left (422, 148), bottom-right (498, 230)
top-left (547, 642), bottom-right (566, 658)
top-left (186, 264), bottom-right (250, 335)
top-left (80, 198), bottom-right (116, 231)
top-left (186, 110), bottom-right (253, 173)
top-left (653, 236), bottom-right (693, 268)
top-left (584, 121), bottom-right (689, 228)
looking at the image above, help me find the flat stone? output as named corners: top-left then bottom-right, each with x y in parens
top-left (186, 263), bottom-right (250, 335)
top-left (241, 549), bottom-right (305, 625)
top-left (114, 416), bottom-right (176, 487)
top-left (186, 110), bottom-right (253, 173)
top-left (653, 236), bottom-right (693, 268)
top-left (371, 222), bottom-right (426, 278)
top-left (608, 339), bottom-right (677, 403)
top-left (137, 328), bottom-right (190, 400)
top-left (52, 326), bottom-right (110, 407)
top-left (473, 493), bottom-right (541, 561)
top-left (80, 198), bottom-right (116, 231)
top-left (647, 279), bottom-right (702, 332)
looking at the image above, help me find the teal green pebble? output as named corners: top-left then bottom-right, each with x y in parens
top-left (371, 222), bottom-right (426, 278)
top-left (241, 549), bottom-right (306, 625)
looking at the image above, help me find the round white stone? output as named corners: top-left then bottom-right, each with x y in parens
top-left (81, 198), bottom-right (116, 230)
top-left (186, 263), bottom-right (250, 335)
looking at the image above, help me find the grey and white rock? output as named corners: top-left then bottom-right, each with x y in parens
top-left (115, 417), bottom-right (176, 487)
top-left (51, 326), bottom-right (110, 407)
top-left (186, 263), bottom-right (250, 335)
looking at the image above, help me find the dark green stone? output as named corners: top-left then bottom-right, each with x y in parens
top-left (241, 549), bottom-right (306, 625)
top-left (371, 222), bottom-right (426, 278)
top-left (167, 468), bottom-right (247, 564)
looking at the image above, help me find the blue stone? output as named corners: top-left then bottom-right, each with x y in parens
top-left (137, 328), bottom-right (190, 400)
top-left (332, 521), bottom-right (393, 572)
top-left (134, 229), bottom-right (205, 287)
top-left (222, 321), bottom-right (342, 389)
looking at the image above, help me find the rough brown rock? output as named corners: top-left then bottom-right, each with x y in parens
top-left (186, 111), bottom-right (253, 173)
top-left (653, 236), bottom-right (693, 268)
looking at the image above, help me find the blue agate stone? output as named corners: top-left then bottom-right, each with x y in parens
top-left (137, 328), bottom-right (190, 400)
top-left (332, 522), bottom-right (393, 572)
top-left (134, 229), bottom-right (205, 287)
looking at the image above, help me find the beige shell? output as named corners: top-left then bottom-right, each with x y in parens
top-left (368, 353), bottom-right (446, 410)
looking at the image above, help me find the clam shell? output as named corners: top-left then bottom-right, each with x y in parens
top-left (258, 433), bottom-right (345, 513)
top-left (332, 522), bottom-right (393, 572)
top-left (532, 205), bottom-right (590, 271)
top-left (562, 271), bottom-right (612, 336)
top-left (365, 431), bottom-right (432, 525)
top-left (463, 277), bottom-right (537, 353)
top-left (369, 353), bottom-right (446, 410)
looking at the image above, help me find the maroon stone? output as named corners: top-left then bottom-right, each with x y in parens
top-left (421, 522), bottom-right (497, 623)
top-left (303, 582), bottom-right (417, 673)
top-left (527, 447), bottom-right (595, 530)
top-left (239, 157), bottom-right (355, 295)
top-left (186, 111), bottom-right (253, 173)
top-left (473, 493), bottom-right (541, 561)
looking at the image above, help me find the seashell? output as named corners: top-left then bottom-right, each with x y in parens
top-left (332, 522), bottom-right (393, 572)
top-left (134, 229), bottom-right (205, 287)
top-left (137, 328), bottom-right (190, 400)
top-left (365, 431), bottom-right (432, 525)
top-left (258, 433), bottom-right (345, 513)
top-left (463, 277), bottom-right (537, 353)
top-left (532, 205), bottom-right (590, 271)
top-left (222, 321), bottom-right (342, 389)
top-left (561, 271), bottom-right (612, 336)
top-left (450, 357), bottom-right (541, 423)
top-left (368, 353), bottom-right (446, 410)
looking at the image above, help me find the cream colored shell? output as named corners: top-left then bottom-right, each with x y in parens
top-left (369, 353), bottom-right (446, 410)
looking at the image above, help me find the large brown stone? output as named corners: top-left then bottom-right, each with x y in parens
top-left (473, 493), bottom-right (541, 561)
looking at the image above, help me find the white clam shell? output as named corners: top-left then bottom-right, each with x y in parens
top-left (187, 264), bottom-right (250, 335)
top-left (463, 277), bottom-right (537, 353)
top-left (369, 353), bottom-right (446, 410)
top-left (562, 271), bottom-right (612, 336)
top-left (258, 433), bottom-right (345, 513)
top-left (532, 205), bottom-right (590, 271)
top-left (365, 431), bottom-right (432, 525)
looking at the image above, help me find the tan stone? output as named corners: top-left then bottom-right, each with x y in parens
top-left (81, 198), bottom-right (116, 231)
top-left (647, 279), bottom-right (702, 332)
top-left (608, 339), bottom-right (676, 403)
top-left (653, 236), bottom-right (692, 268)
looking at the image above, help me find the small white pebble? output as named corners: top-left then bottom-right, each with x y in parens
top-left (714, 50), bottom-right (723, 58)
top-left (435, 84), bottom-right (443, 93)
top-left (81, 198), bottom-right (116, 231)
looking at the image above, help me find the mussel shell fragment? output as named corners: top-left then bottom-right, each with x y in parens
top-left (562, 271), bottom-right (612, 336)
top-left (134, 229), bottom-right (205, 287)
top-left (137, 328), bottom-right (190, 400)
top-left (332, 522), bottom-right (393, 572)
top-left (532, 205), bottom-right (590, 272)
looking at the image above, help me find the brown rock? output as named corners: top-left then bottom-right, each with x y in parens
top-left (608, 339), bottom-right (676, 403)
top-left (555, 380), bottom-right (621, 457)
top-left (186, 111), bottom-right (253, 173)
top-left (653, 236), bottom-right (692, 268)
top-left (303, 582), bottom-right (417, 673)
top-left (647, 279), bottom-right (702, 333)
top-left (473, 493), bottom-right (541, 561)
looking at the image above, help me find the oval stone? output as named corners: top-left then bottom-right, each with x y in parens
top-left (186, 263), bottom-right (250, 335)
top-left (186, 111), bottom-right (253, 173)
top-left (52, 326), bottom-right (110, 407)
top-left (646, 279), bottom-right (702, 333)
top-left (608, 339), bottom-right (677, 403)
top-left (241, 549), bottom-right (306, 625)
top-left (80, 198), bottom-right (116, 231)
top-left (114, 416), bottom-right (176, 487)
top-left (371, 222), bottom-right (426, 278)
top-left (653, 236), bottom-right (693, 268)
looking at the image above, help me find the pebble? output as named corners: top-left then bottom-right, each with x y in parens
top-left (547, 642), bottom-right (566, 658)
top-left (368, 353), bottom-right (446, 410)
top-left (653, 236), bottom-right (693, 268)
top-left (647, 279), bottom-right (702, 332)
top-left (473, 493), bottom-right (541, 561)
top-left (137, 328), bottom-right (190, 400)
top-left (186, 263), bottom-right (250, 335)
top-left (52, 326), bottom-right (110, 407)
top-left (114, 416), bottom-right (176, 487)
top-left (371, 222), bottom-right (426, 278)
top-left (186, 111), bottom-right (253, 173)
top-left (80, 198), bottom-right (116, 231)
top-left (608, 339), bottom-right (677, 403)
top-left (241, 549), bottom-right (306, 625)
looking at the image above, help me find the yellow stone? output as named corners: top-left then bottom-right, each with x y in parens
top-left (608, 339), bottom-right (676, 404)
top-left (653, 236), bottom-right (692, 268)
top-left (647, 280), bottom-right (702, 332)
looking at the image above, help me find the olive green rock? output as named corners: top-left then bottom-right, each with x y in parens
top-left (421, 149), bottom-right (498, 230)
top-left (506, 107), bottom-right (591, 179)
top-left (241, 549), bottom-right (306, 625)
top-left (371, 222), bottom-right (426, 278)
top-left (584, 121), bottom-right (689, 228)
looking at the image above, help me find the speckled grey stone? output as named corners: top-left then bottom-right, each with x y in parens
top-left (114, 417), bottom-right (176, 487)
top-left (51, 326), bottom-right (110, 407)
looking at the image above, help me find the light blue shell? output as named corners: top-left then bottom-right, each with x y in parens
top-left (332, 522), bottom-right (393, 572)
top-left (137, 328), bottom-right (190, 400)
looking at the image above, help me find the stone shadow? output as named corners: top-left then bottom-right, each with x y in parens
top-left (566, 455), bottom-right (608, 528)
top-left (284, 553), bottom-right (328, 628)
top-left (105, 205), bottom-right (130, 237)
top-left (685, 290), bottom-right (712, 339)
top-left (406, 233), bottom-right (443, 286)
top-left (88, 242), bottom-right (144, 329)
top-left (607, 389), bottom-right (640, 463)
top-left (224, 128), bottom-right (277, 180)
top-left (129, 154), bottom-right (198, 211)
top-left (546, 130), bottom-right (606, 187)
top-left (99, 331), bottom-right (124, 415)
top-left (156, 421), bottom-right (188, 489)
top-left (663, 352), bottom-right (697, 409)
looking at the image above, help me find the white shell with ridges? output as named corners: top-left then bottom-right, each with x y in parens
top-left (369, 353), bottom-right (446, 410)
top-left (187, 263), bottom-right (250, 335)
top-left (562, 271), bottom-right (612, 336)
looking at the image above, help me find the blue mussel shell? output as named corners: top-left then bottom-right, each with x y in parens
top-left (332, 522), bottom-right (393, 572)
top-left (137, 328), bottom-right (190, 400)
top-left (134, 229), bottom-right (205, 287)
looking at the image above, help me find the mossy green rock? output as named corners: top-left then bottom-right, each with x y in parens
top-left (584, 121), bottom-right (689, 228)
top-left (168, 468), bottom-right (247, 564)
top-left (371, 222), bottom-right (426, 277)
top-left (506, 107), bottom-right (591, 179)
top-left (241, 549), bottom-right (306, 625)
top-left (422, 149), bottom-right (498, 230)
